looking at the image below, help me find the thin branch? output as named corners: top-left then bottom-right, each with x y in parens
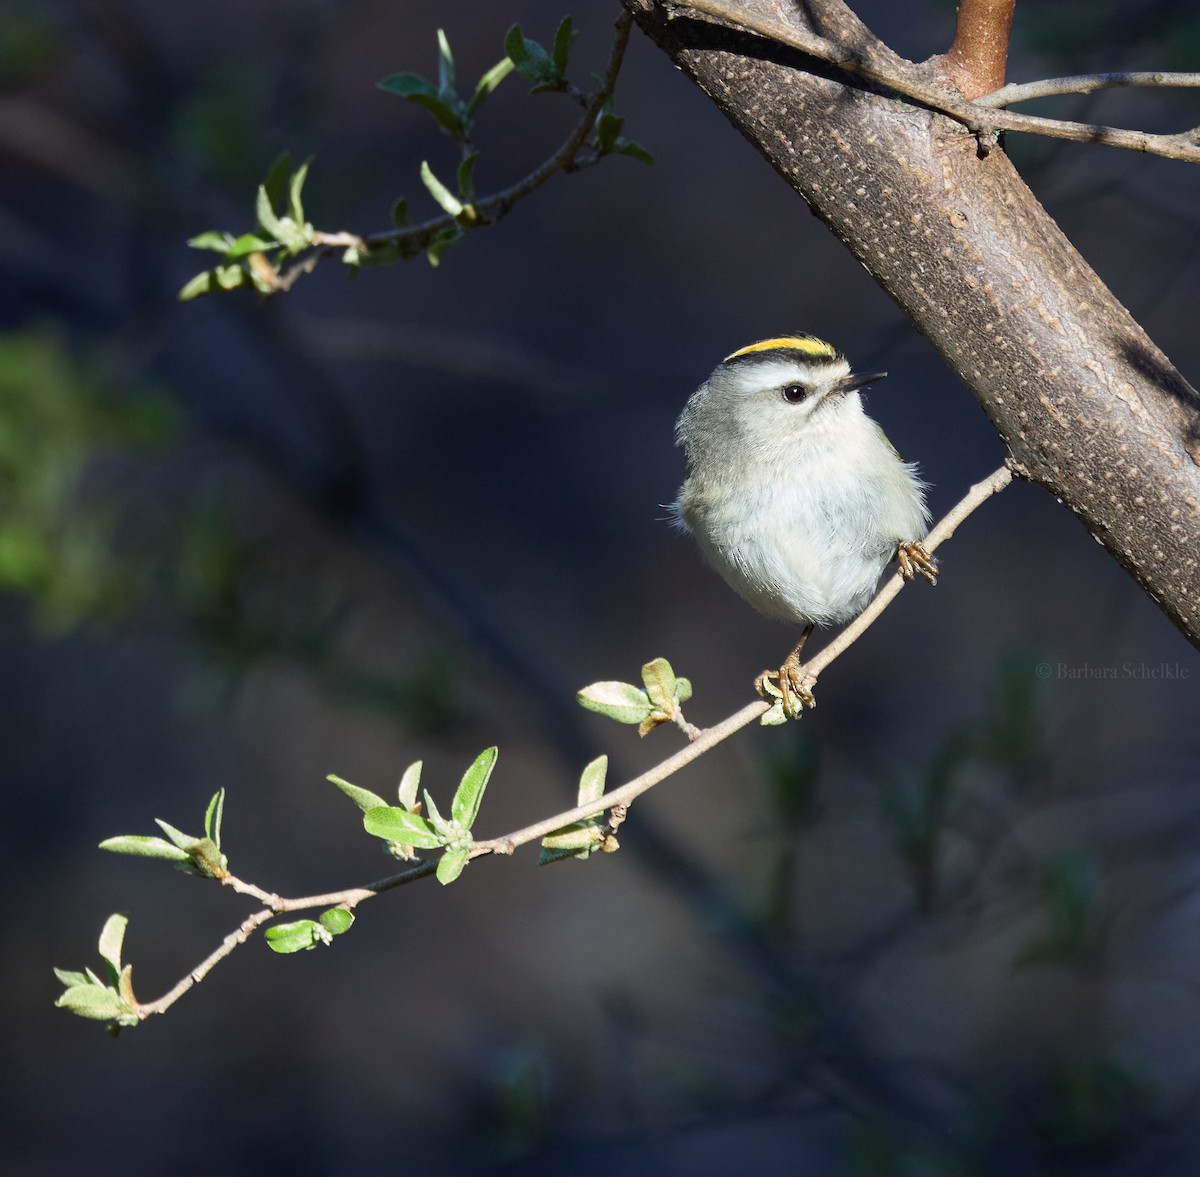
top-left (135, 908), bottom-right (277, 1017)
top-left (978, 70), bottom-right (1200, 109)
top-left (667, 0), bottom-right (1200, 164)
top-left (944, 0), bottom-right (1015, 100)
top-left (273, 12), bottom-right (635, 292)
top-left (130, 463), bottom-right (1013, 1023)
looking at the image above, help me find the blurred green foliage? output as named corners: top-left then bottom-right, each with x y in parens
top-left (0, 0), bottom-right (64, 87)
top-left (0, 323), bottom-right (465, 733)
top-left (1034, 1052), bottom-right (1165, 1159)
top-left (1016, 849), bottom-right (1105, 969)
top-left (0, 324), bottom-right (172, 628)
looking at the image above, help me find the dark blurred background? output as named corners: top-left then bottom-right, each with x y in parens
top-left (5, 1), bottom-right (1200, 1173)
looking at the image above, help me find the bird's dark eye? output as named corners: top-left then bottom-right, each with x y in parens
top-left (781, 383), bottom-right (808, 404)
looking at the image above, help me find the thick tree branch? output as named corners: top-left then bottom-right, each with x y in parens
top-left (630, 0), bottom-right (1200, 647)
top-left (670, 1), bottom-right (1200, 163)
top-left (943, 0), bottom-right (1014, 100)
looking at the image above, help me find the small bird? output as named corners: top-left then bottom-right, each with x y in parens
top-left (671, 335), bottom-right (937, 715)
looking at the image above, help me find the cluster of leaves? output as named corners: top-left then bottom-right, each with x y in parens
top-left (538, 756), bottom-right (617, 864)
top-left (99, 788), bottom-right (229, 880)
top-left (180, 157), bottom-right (313, 298)
top-left (577, 657), bottom-right (693, 736)
top-left (54, 915), bottom-right (138, 1030)
top-left (179, 17), bottom-right (649, 298)
top-left (332, 748), bottom-right (496, 886)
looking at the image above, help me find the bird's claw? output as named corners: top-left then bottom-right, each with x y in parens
top-left (755, 653), bottom-right (817, 718)
top-left (897, 541), bottom-right (938, 586)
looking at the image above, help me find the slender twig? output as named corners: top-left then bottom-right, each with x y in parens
top-left (944, 0), bottom-right (1014, 100)
top-left (130, 462), bottom-right (1013, 1022)
top-left (667, 0), bottom-right (1200, 164)
top-left (135, 861), bottom-right (438, 1017)
top-left (978, 70), bottom-right (1200, 109)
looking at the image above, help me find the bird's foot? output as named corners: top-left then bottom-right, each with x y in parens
top-left (897, 541), bottom-right (938, 586)
top-left (755, 650), bottom-right (817, 718)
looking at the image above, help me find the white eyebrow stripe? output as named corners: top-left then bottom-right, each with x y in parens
top-left (730, 358), bottom-right (845, 395)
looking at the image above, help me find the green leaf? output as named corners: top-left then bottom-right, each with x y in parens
top-left (641, 657), bottom-right (678, 712)
top-left (376, 72), bottom-right (439, 102)
top-left (397, 761), bottom-right (422, 809)
top-left (98, 835), bottom-right (192, 863)
top-left (551, 16), bottom-right (577, 77)
top-left (55, 984), bottom-right (132, 1021)
top-left (217, 263), bottom-right (250, 290)
top-left (252, 172), bottom-right (310, 253)
top-left (318, 907), bottom-right (354, 935)
top-left (541, 822), bottom-right (600, 852)
top-left (467, 56), bottom-right (515, 116)
top-left (576, 680), bottom-right (651, 725)
top-left (422, 788), bottom-right (448, 834)
top-left (391, 198), bottom-right (410, 228)
top-left (224, 232), bottom-right (278, 259)
top-left (255, 184), bottom-right (286, 242)
top-left (97, 913), bottom-right (127, 980)
top-left (614, 139), bottom-right (655, 166)
top-left (178, 262), bottom-right (258, 300)
top-left (178, 266), bottom-right (252, 300)
top-left (504, 24), bottom-right (559, 87)
top-left (595, 111), bottom-right (624, 154)
top-left (363, 805), bottom-right (444, 849)
top-left (177, 271), bottom-right (213, 301)
top-left (456, 151), bottom-right (479, 204)
top-left (288, 158), bottom-right (311, 224)
top-left (116, 962), bottom-right (136, 1007)
top-left (409, 96), bottom-right (465, 138)
top-left (452, 746), bottom-right (497, 830)
top-left (264, 920), bottom-right (322, 954)
top-left (377, 73), bottom-right (465, 138)
top-left (419, 160), bottom-right (463, 217)
top-left (328, 773), bottom-right (389, 814)
top-left (437, 846), bottom-right (470, 885)
top-left (436, 28), bottom-right (456, 97)
top-left (261, 153), bottom-right (293, 215)
top-left (425, 224), bottom-right (463, 266)
top-left (377, 72), bottom-right (436, 99)
top-left (53, 968), bottom-right (90, 988)
top-left (538, 845), bottom-right (582, 866)
top-left (154, 819), bottom-right (200, 852)
top-left (187, 230), bottom-right (235, 253)
top-left (204, 789), bottom-right (225, 849)
top-left (577, 755), bottom-right (609, 805)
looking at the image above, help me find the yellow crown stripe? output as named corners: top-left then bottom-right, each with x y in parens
top-left (723, 336), bottom-right (837, 362)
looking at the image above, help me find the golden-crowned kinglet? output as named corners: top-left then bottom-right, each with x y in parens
top-left (671, 335), bottom-right (937, 715)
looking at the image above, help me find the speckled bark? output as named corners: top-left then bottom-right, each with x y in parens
top-left (627, 0), bottom-right (1200, 647)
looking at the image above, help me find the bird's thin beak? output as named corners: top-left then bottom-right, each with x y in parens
top-left (838, 370), bottom-right (887, 393)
